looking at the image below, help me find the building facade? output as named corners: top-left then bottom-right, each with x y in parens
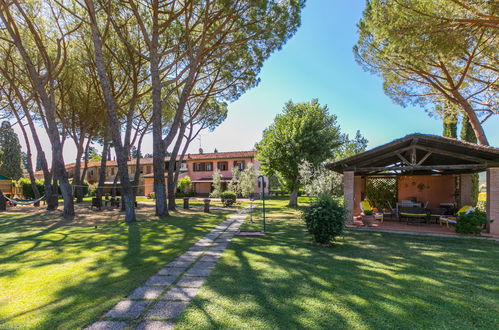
top-left (35, 150), bottom-right (267, 196)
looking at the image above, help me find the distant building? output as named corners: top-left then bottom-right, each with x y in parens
top-left (35, 150), bottom-right (267, 196)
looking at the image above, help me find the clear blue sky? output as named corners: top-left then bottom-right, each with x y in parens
top-left (16, 1), bottom-right (498, 163)
top-left (189, 0), bottom-right (498, 154)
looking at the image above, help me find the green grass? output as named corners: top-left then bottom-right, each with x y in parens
top-left (0, 206), bottom-right (231, 329)
top-left (176, 198), bottom-right (499, 329)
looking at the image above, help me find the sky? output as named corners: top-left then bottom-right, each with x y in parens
top-left (14, 0), bottom-right (499, 163)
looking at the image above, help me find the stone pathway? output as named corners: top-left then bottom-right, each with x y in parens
top-left (86, 213), bottom-right (246, 330)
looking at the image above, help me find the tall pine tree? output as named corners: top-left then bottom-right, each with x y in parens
top-left (0, 121), bottom-right (23, 180)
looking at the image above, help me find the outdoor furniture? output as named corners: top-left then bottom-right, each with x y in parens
top-left (439, 205), bottom-right (474, 228)
top-left (429, 208), bottom-right (447, 224)
top-left (91, 197), bottom-right (102, 210)
top-left (360, 201), bottom-right (383, 223)
top-left (399, 207), bottom-right (429, 225)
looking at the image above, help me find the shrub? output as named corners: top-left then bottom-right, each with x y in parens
top-left (177, 176), bottom-right (192, 192)
top-left (148, 192), bottom-right (155, 199)
top-left (177, 192), bottom-right (195, 198)
top-left (455, 210), bottom-right (488, 235)
top-left (302, 193), bottom-right (345, 245)
top-left (18, 178), bottom-right (45, 199)
top-left (221, 191), bottom-right (237, 207)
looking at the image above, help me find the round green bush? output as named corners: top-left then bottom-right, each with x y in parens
top-left (302, 193), bottom-right (345, 245)
top-left (455, 210), bottom-right (488, 235)
top-left (221, 191), bottom-right (237, 207)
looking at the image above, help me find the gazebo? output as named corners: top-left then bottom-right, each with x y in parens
top-left (328, 134), bottom-right (499, 235)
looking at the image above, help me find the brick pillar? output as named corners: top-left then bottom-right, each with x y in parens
top-left (354, 176), bottom-right (362, 215)
top-left (344, 171), bottom-right (354, 225)
top-left (486, 168), bottom-right (499, 235)
top-left (460, 174), bottom-right (473, 207)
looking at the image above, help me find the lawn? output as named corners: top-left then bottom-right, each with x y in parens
top-left (0, 204), bottom-right (232, 329)
top-left (176, 198), bottom-right (499, 329)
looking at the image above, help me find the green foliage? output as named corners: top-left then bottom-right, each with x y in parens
top-left (221, 191), bottom-right (237, 207)
top-left (176, 192), bottom-right (195, 198)
top-left (210, 170), bottom-right (223, 198)
top-left (334, 130), bottom-right (368, 160)
top-left (240, 163), bottom-right (257, 198)
top-left (443, 111), bottom-right (458, 138)
top-left (0, 121), bottom-right (23, 180)
top-left (177, 176), bottom-right (192, 192)
top-left (354, 0), bottom-right (496, 144)
top-left (460, 115), bottom-right (477, 143)
top-left (88, 147), bottom-right (102, 162)
top-left (18, 178), bottom-right (45, 199)
top-left (130, 146), bottom-right (143, 159)
top-left (365, 177), bottom-right (397, 209)
top-left (228, 167), bottom-right (241, 196)
top-left (257, 99), bottom-right (343, 196)
top-left (302, 193), bottom-right (345, 245)
top-left (455, 210), bottom-right (488, 235)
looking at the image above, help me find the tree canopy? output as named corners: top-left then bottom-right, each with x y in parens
top-left (354, 0), bottom-right (498, 146)
top-left (257, 99), bottom-right (342, 206)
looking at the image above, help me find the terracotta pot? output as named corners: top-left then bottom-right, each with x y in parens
top-left (362, 215), bottom-right (375, 227)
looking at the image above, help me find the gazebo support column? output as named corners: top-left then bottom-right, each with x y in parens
top-left (343, 171), bottom-right (354, 225)
top-left (486, 168), bottom-right (499, 235)
top-left (354, 176), bottom-right (362, 215)
top-left (460, 174), bottom-right (473, 207)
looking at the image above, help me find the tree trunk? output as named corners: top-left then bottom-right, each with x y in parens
top-left (73, 142), bottom-right (84, 203)
top-left (453, 93), bottom-right (489, 146)
top-left (11, 110), bottom-right (40, 205)
top-left (77, 138), bottom-right (91, 202)
top-left (96, 133), bottom-right (109, 206)
top-left (289, 185), bottom-right (299, 207)
top-left (167, 123), bottom-right (187, 211)
top-left (150, 50), bottom-right (168, 217)
top-left (85, 0), bottom-right (135, 222)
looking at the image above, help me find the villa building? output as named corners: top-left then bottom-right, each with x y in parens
top-left (35, 150), bottom-right (266, 196)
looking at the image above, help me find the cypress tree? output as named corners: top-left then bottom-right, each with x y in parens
top-left (0, 121), bottom-right (23, 180)
top-left (443, 112), bottom-right (457, 138)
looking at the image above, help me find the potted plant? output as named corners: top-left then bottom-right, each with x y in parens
top-left (362, 210), bottom-right (375, 227)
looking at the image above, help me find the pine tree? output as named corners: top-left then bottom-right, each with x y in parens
top-left (0, 121), bottom-right (23, 180)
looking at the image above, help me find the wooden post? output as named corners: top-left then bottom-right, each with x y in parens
top-left (183, 197), bottom-right (189, 209)
top-left (203, 199), bottom-right (211, 213)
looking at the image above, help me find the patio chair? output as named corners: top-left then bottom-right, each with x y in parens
top-left (360, 201), bottom-right (384, 223)
top-left (399, 207), bottom-right (429, 225)
top-left (439, 205), bottom-right (474, 228)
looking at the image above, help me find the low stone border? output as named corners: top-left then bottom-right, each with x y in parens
top-left (346, 227), bottom-right (499, 242)
top-left (85, 213), bottom-right (246, 330)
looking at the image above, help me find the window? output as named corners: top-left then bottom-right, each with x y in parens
top-left (194, 162), bottom-right (213, 171)
top-left (217, 161), bottom-right (228, 171)
top-left (111, 167), bottom-right (115, 175)
top-left (90, 170), bottom-right (94, 176)
top-left (234, 160), bottom-right (245, 170)
top-left (146, 166), bottom-right (151, 174)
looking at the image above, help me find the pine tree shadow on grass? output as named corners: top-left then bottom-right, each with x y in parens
top-left (176, 213), bottom-right (499, 329)
top-left (0, 207), bottom-right (231, 329)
